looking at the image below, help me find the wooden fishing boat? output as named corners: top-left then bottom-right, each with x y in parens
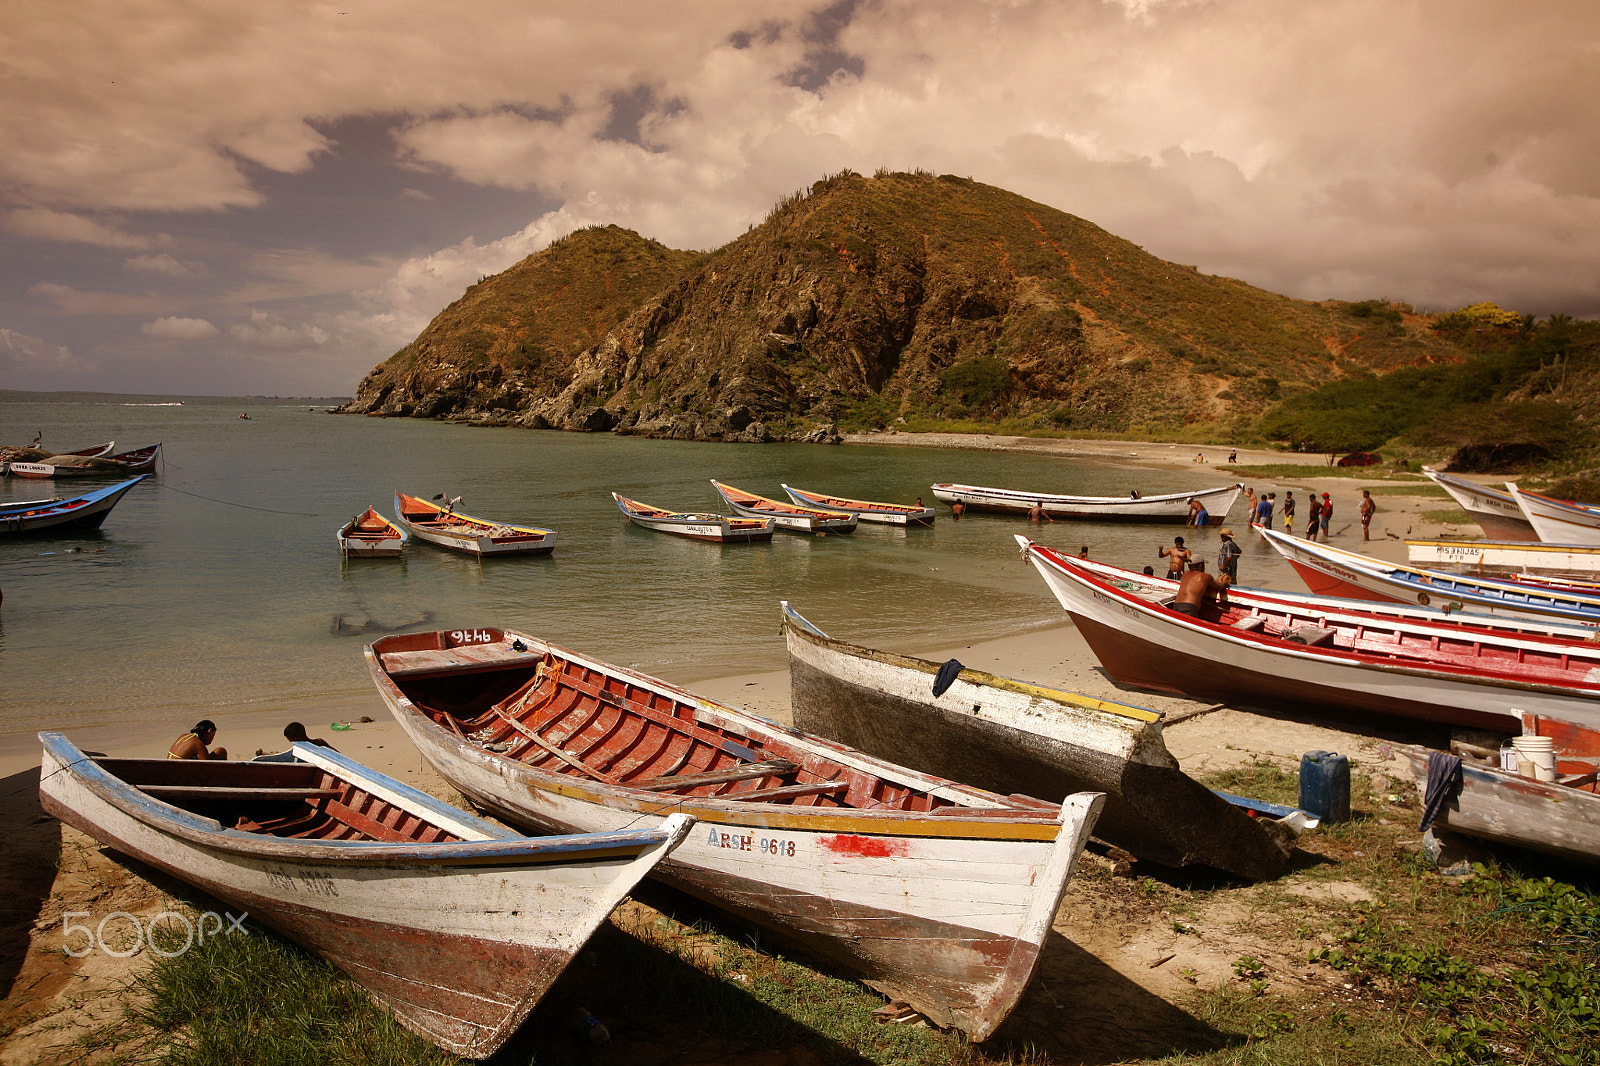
top-left (781, 602), bottom-right (1298, 880)
top-left (1422, 469), bottom-right (1538, 541)
top-left (1056, 550), bottom-right (1600, 641)
top-left (0, 475), bottom-right (149, 535)
top-left (1257, 525), bottom-right (1600, 627)
top-left (1506, 482), bottom-right (1600, 547)
top-left (38, 731), bottom-right (693, 1059)
top-left (612, 493), bottom-right (775, 542)
top-left (2, 441), bottom-right (114, 478)
top-left (8, 443), bottom-right (160, 479)
top-left (929, 482), bottom-right (1241, 523)
top-left (393, 493), bottom-right (556, 556)
top-left (1404, 713), bottom-right (1599, 866)
top-left (709, 480), bottom-right (857, 534)
top-left (1406, 537), bottom-right (1600, 580)
top-left (1016, 535), bottom-right (1600, 735)
top-left (780, 485), bottom-right (936, 526)
top-left (366, 626), bottom-right (1105, 1040)
top-left (337, 506), bottom-right (407, 557)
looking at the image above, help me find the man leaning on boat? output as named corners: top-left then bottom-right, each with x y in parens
top-left (1171, 560), bottom-right (1226, 617)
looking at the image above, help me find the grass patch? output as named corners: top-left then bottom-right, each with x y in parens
top-left (1362, 484), bottom-right (1450, 498)
top-left (1197, 761), bottom-right (1300, 808)
top-left (1177, 987), bottom-right (1429, 1065)
top-left (1422, 507), bottom-right (1473, 525)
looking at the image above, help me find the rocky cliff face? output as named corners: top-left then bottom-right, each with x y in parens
top-left (339, 170), bottom-right (1463, 441)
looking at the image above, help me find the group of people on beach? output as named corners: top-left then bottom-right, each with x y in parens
top-left (167, 720), bottom-right (334, 760)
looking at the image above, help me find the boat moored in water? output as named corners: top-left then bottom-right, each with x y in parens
top-left (0, 475), bottom-right (149, 535)
top-left (393, 493), bottom-right (556, 556)
top-left (930, 482), bottom-right (1240, 523)
top-left (612, 493), bottom-right (776, 542)
top-left (780, 485), bottom-right (936, 526)
top-left (709, 480), bottom-right (857, 534)
top-left (337, 506), bottom-right (408, 557)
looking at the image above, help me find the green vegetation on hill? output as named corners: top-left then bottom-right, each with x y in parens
top-left (1255, 315), bottom-right (1600, 472)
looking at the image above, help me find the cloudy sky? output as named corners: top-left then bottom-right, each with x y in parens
top-left (2, 0), bottom-right (1596, 396)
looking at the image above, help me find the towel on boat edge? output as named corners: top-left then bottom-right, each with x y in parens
top-left (1418, 751), bottom-right (1464, 832)
top-left (932, 659), bottom-right (964, 697)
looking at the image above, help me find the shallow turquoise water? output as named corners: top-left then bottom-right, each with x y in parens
top-left (0, 398), bottom-right (1288, 738)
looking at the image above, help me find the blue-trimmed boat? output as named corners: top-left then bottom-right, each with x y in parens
top-left (0, 475), bottom-right (149, 535)
top-left (38, 731), bottom-right (692, 1058)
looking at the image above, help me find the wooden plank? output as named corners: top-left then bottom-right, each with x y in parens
top-left (140, 785), bottom-right (343, 801)
top-left (633, 759), bottom-right (798, 792)
top-left (722, 780), bottom-right (847, 802)
top-left (492, 708), bottom-right (620, 784)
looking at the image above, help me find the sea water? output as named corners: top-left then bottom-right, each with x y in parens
top-left (0, 397), bottom-right (1291, 741)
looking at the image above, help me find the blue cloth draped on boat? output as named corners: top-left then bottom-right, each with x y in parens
top-left (932, 659), bottom-right (964, 697)
top-left (1419, 751), bottom-right (1464, 832)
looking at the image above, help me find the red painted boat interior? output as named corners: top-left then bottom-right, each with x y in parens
top-left (98, 757), bottom-right (465, 842)
top-left (377, 631), bottom-right (1054, 817)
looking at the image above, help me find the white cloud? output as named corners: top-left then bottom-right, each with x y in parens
top-left (0, 328), bottom-right (95, 375)
top-left (125, 253), bottom-right (198, 277)
top-left (228, 310), bottom-right (328, 349)
top-left (4, 207), bottom-right (150, 249)
top-left (142, 316), bottom-right (220, 340)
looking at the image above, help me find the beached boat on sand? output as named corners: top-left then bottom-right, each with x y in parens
top-left (1507, 482), bottom-right (1600, 547)
top-left (38, 731), bottom-right (693, 1059)
top-left (337, 506), bottom-right (407, 557)
top-left (1405, 713), bottom-right (1599, 867)
top-left (1060, 550), bottom-right (1600, 641)
top-left (0, 475), bottom-right (149, 535)
top-left (612, 493), bottom-right (775, 542)
top-left (930, 482), bottom-right (1240, 523)
top-left (394, 493), bottom-right (556, 556)
top-left (1017, 535), bottom-right (1600, 735)
top-left (1405, 537), bottom-right (1600, 581)
top-left (709, 480), bottom-right (857, 534)
top-left (1422, 469), bottom-right (1538, 541)
top-left (780, 485), bottom-right (936, 526)
top-left (781, 602), bottom-right (1297, 880)
top-left (366, 626), bottom-right (1105, 1040)
top-left (1257, 525), bottom-right (1600, 628)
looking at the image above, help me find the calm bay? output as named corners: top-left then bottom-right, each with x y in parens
top-left (0, 397), bottom-right (1289, 758)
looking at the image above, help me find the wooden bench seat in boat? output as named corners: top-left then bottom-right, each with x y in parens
top-left (380, 644), bottom-right (540, 679)
top-left (139, 785), bottom-right (345, 802)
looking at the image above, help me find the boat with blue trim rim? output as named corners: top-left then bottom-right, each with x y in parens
top-left (1256, 524), bottom-right (1600, 627)
top-left (0, 475), bottom-right (149, 535)
top-left (38, 730), bottom-right (693, 1059)
top-left (1507, 482), bottom-right (1600, 547)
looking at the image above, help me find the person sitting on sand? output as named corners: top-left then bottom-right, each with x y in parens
top-left (283, 722), bottom-right (336, 750)
top-left (168, 720), bottom-right (227, 760)
top-left (1170, 560), bottom-right (1225, 617)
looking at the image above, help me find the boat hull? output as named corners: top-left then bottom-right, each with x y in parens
top-left (782, 604), bottom-right (1291, 879)
top-left (0, 476), bottom-right (148, 535)
top-left (781, 485), bottom-right (936, 526)
top-left (1423, 470), bottom-right (1538, 541)
top-left (930, 482), bottom-right (1240, 523)
top-left (1507, 483), bottom-right (1600, 547)
top-left (1406, 538), bottom-right (1600, 580)
top-left (393, 494), bottom-right (556, 556)
top-left (613, 494), bottom-right (775, 542)
top-left (337, 506), bottom-right (407, 557)
top-left (1019, 537), bottom-right (1600, 735)
top-left (1259, 525), bottom-right (1600, 628)
top-left (37, 733), bottom-right (691, 1058)
top-left (710, 481), bottom-right (857, 534)
top-left (367, 629), bottom-right (1103, 1040)
top-left (1405, 748), bottom-right (1599, 866)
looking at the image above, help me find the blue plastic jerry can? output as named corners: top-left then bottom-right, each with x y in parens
top-left (1298, 750), bottom-right (1350, 824)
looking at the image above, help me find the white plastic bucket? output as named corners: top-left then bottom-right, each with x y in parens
top-left (1511, 735), bottom-right (1556, 783)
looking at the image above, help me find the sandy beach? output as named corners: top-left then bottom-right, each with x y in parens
top-left (0, 432), bottom-right (1475, 1063)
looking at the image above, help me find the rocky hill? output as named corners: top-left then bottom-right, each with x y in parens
top-left (339, 170), bottom-right (1468, 442)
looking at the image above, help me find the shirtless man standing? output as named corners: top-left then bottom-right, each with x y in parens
top-left (1170, 560), bottom-right (1225, 617)
top-left (1157, 536), bottom-right (1192, 579)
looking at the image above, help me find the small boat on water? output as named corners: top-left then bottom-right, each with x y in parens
top-left (612, 493), bottom-right (775, 542)
top-left (709, 480), bottom-right (857, 534)
top-left (1405, 712), bottom-right (1599, 867)
top-left (1257, 525), bottom-right (1600, 627)
top-left (1406, 537), bottom-right (1600, 580)
top-left (337, 506), bottom-right (407, 557)
top-left (1422, 469), bottom-right (1538, 541)
top-left (8, 443), bottom-right (161, 479)
top-left (930, 482), bottom-right (1241, 523)
top-left (781, 602), bottom-right (1298, 880)
top-left (1507, 482), bottom-right (1600, 547)
top-left (38, 731), bottom-right (694, 1059)
top-left (0, 475), bottom-right (149, 536)
top-left (366, 626), bottom-right (1105, 1040)
top-left (1017, 535), bottom-right (1600, 735)
top-left (393, 493), bottom-right (556, 556)
top-left (780, 485), bottom-right (936, 526)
